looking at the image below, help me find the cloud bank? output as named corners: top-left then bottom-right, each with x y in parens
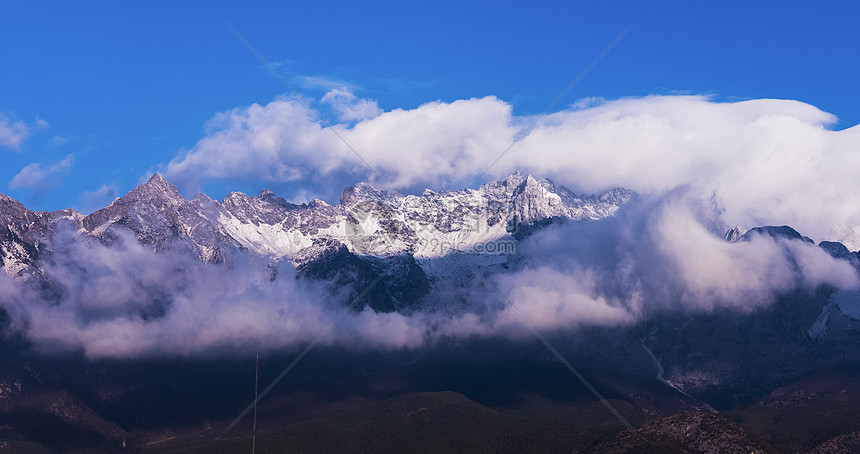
top-left (0, 226), bottom-right (422, 358)
top-left (165, 91), bottom-right (860, 240)
top-left (1, 190), bottom-right (857, 359)
top-left (3, 91), bottom-right (859, 358)
top-left (497, 192), bottom-right (858, 324)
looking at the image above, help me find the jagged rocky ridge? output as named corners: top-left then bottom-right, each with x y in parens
top-left (0, 172), bottom-right (633, 312)
top-left (5, 174), bottom-right (860, 452)
top-left (5, 173), bottom-right (860, 314)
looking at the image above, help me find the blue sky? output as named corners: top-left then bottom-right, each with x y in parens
top-left (2, 1), bottom-right (859, 213)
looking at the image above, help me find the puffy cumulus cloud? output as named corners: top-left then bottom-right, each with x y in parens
top-left (165, 97), bottom-right (343, 189)
top-left (348, 96), bottom-right (516, 189)
top-left (513, 96), bottom-right (856, 240)
top-left (9, 154), bottom-right (74, 192)
top-left (164, 93), bottom-right (516, 192)
top-left (165, 94), bottom-right (860, 240)
top-left (0, 113), bottom-right (37, 151)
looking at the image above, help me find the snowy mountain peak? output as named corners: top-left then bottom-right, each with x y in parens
top-left (309, 199), bottom-right (331, 208)
top-left (479, 171), bottom-right (528, 199)
top-left (256, 188), bottom-right (301, 211)
top-left (2, 172), bottom-right (636, 295)
top-left (512, 174), bottom-right (545, 196)
top-left (0, 192), bottom-right (29, 217)
top-left (340, 182), bottom-right (403, 206)
top-left (147, 172), bottom-right (168, 184)
top-left (0, 172), bottom-right (642, 314)
top-left (724, 225), bottom-right (747, 242)
top-left (123, 173), bottom-right (184, 205)
top-left (143, 173), bottom-right (179, 193)
top-left (823, 225), bottom-right (860, 252)
top-left (192, 192), bottom-right (214, 204)
top-left (742, 225), bottom-right (814, 244)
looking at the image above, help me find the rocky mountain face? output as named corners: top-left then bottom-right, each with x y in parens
top-left (3, 174), bottom-right (860, 396)
top-left (0, 171), bottom-right (632, 312)
top-left (616, 224), bottom-right (860, 408)
top-left (597, 410), bottom-right (773, 453)
top-left (0, 194), bottom-right (81, 280)
top-left (4, 173), bottom-right (860, 452)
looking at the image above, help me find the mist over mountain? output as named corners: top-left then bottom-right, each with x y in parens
top-left (3, 172), bottom-right (860, 452)
top-left (6, 2), bottom-right (860, 450)
top-left (0, 172), bottom-right (630, 354)
top-left (163, 95), bottom-right (860, 243)
top-left (0, 171), bottom-right (858, 362)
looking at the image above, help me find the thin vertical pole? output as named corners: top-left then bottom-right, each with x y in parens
top-left (252, 354), bottom-right (259, 454)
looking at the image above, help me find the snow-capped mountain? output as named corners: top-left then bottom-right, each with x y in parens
top-left (5, 172), bottom-right (860, 448)
top-left (0, 193), bottom-right (81, 279)
top-left (76, 172), bottom-right (630, 262)
top-left (0, 172), bottom-right (633, 311)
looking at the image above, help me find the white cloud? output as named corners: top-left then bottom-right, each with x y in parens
top-left (0, 227), bottom-right (423, 358)
top-left (514, 96), bottom-right (854, 240)
top-left (0, 190), bottom-right (857, 358)
top-left (9, 154), bottom-right (74, 192)
top-left (164, 97), bottom-right (340, 189)
top-left (164, 94), bottom-right (515, 193)
top-left (494, 266), bottom-right (638, 334)
top-left (5, 94), bottom-right (860, 358)
top-left (165, 94), bottom-right (860, 240)
top-left (485, 191), bottom-right (860, 333)
top-left (321, 87), bottom-right (382, 122)
top-left (0, 113), bottom-right (32, 151)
